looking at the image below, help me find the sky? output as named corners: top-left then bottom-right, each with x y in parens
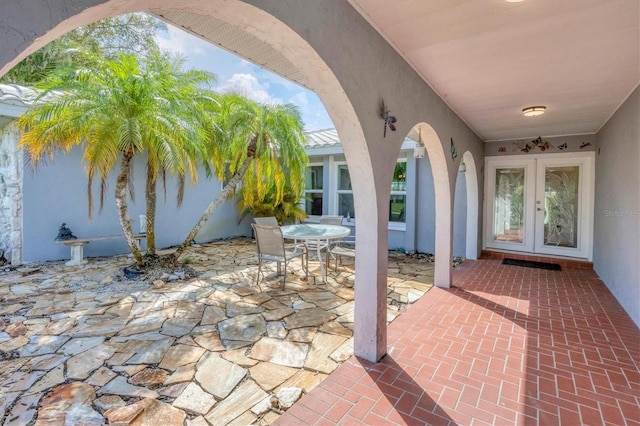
top-left (155, 23), bottom-right (334, 132)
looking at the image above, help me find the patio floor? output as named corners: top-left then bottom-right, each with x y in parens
top-left (275, 258), bottom-right (640, 425)
top-left (0, 238), bottom-right (436, 425)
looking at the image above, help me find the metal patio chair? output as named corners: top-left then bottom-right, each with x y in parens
top-left (252, 223), bottom-right (304, 289)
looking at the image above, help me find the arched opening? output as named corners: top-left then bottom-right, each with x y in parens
top-left (411, 122), bottom-right (452, 288)
top-left (1, 0), bottom-right (397, 363)
top-left (453, 151), bottom-right (479, 261)
top-left (453, 161), bottom-right (468, 259)
top-left (463, 151), bottom-right (479, 260)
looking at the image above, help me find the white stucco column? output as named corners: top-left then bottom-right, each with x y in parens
top-left (352, 209), bottom-right (389, 362)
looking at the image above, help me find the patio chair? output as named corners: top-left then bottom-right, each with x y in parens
top-left (252, 224), bottom-right (304, 289)
top-left (253, 216), bottom-right (279, 226)
top-left (254, 215), bottom-right (302, 251)
top-left (319, 215), bottom-right (344, 225)
top-left (328, 236), bottom-right (356, 271)
top-left (319, 215), bottom-right (345, 269)
top-left (300, 215), bottom-right (343, 274)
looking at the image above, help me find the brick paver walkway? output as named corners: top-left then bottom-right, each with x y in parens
top-left (276, 259), bottom-right (640, 425)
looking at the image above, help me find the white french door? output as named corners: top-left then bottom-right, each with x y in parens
top-left (485, 153), bottom-right (594, 260)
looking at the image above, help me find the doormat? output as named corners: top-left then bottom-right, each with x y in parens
top-left (502, 258), bottom-right (562, 271)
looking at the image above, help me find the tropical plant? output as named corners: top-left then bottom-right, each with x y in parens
top-left (238, 183), bottom-right (307, 225)
top-left (174, 94), bottom-right (308, 258)
top-left (18, 52), bottom-right (218, 266)
top-left (1, 13), bottom-right (166, 85)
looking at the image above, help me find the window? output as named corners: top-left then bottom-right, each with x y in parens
top-left (337, 164), bottom-right (354, 219)
top-left (334, 160), bottom-right (407, 223)
top-left (304, 164), bottom-right (323, 215)
top-left (390, 161), bottom-right (407, 223)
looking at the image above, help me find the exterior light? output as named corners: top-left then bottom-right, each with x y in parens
top-left (522, 106), bottom-right (546, 117)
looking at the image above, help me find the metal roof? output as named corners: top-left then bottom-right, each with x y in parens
top-left (304, 127), bottom-right (417, 154)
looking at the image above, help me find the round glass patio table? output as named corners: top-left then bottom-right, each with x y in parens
top-left (280, 224), bottom-right (351, 282)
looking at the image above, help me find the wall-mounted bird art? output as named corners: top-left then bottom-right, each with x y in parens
top-left (379, 99), bottom-right (396, 137)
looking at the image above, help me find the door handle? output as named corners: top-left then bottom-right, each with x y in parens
top-left (537, 207), bottom-right (545, 212)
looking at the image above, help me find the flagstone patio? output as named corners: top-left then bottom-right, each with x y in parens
top-left (0, 238), bottom-right (437, 425)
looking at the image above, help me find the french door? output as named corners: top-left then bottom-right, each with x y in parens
top-left (485, 153), bottom-right (594, 260)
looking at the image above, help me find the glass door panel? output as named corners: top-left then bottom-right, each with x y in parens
top-left (485, 158), bottom-right (535, 252)
top-left (534, 154), bottom-right (593, 259)
top-left (543, 166), bottom-right (579, 248)
top-left (494, 168), bottom-right (525, 243)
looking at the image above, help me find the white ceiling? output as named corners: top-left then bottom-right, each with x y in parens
top-left (348, 0), bottom-right (640, 141)
top-left (158, 1), bottom-right (639, 142)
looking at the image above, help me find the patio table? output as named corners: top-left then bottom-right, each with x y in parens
top-left (280, 224), bottom-right (350, 282)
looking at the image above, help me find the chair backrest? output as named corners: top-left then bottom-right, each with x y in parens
top-left (254, 216), bottom-right (279, 227)
top-left (252, 224), bottom-right (285, 258)
top-left (319, 215), bottom-right (343, 226)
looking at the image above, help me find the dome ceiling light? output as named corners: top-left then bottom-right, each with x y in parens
top-left (522, 106), bottom-right (546, 117)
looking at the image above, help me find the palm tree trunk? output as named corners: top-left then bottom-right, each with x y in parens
top-left (145, 159), bottom-right (156, 256)
top-left (174, 156), bottom-right (253, 259)
top-left (115, 151), bottom-right (145, 265)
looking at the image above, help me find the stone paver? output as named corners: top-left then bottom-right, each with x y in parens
top-left (249, 337), bottom-right (309, 368)
top-left (0, 238), bottom-right (435, 424)
top-left (204, 380), bottom-right (268, 426)
top-left (249, 362), bottom-right (298, 391)
top-left (172, 382), bottom-right (216, 415)
top-left (35, 383), bottom-right (103, 425)
top-left (195, 353), bottom-right (246, 400)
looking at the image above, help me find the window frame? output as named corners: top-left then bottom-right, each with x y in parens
top-left (331, 158), bottom-right (408, 230)
top-left (303, 162), bottom-right (324, 218)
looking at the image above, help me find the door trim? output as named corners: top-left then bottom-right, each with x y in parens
top-left (484, 152), bottom-right (595, 261)
top-left (484, 157), bottom-right (536, 253)
top-left (534, 153), bottom-right (594, 260)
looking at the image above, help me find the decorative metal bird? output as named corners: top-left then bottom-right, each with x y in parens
top-left (450, 138), bottom-right (458, 159)
top-left (379, 99), bottom-right (397, 137)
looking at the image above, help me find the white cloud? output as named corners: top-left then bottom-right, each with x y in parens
top-left (155, 25), bottom-right (210, 58)
top-left (288, 91), bottom-right (309, 108)
top-left (217, 73), bottom-right (281, 104)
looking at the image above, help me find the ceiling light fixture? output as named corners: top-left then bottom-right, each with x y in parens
top-left (505, 0), bottom-right (526, 3)
top-left (522, 106), bottom-right (546, 117)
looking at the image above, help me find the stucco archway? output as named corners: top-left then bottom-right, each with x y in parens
top-left (0, 0), bottom-right (404, 361)
top-left (0, 0), bottom-right (483, 362)
top-left (412, 123), bottom-right (452, 288)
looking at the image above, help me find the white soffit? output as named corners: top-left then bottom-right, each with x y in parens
top-left (348, 0), bottom-right (639, 141)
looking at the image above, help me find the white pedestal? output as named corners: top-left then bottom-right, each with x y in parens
top-left (63, 240), bottom-right (89, 266)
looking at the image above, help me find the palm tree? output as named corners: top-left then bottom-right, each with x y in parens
top-left (174, 94), bottom-right (308, 258)
top-left (18, 52), bottom-right (217, 265)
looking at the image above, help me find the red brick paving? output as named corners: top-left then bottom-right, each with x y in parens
top-left (275, 259), bottom-right (640, 425)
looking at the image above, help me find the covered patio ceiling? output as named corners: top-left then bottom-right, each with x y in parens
top-left (155, 0), bottom-right (639, 142)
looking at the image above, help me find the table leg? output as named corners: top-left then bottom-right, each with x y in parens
top-left (316, 242), bottom-right (326, 282)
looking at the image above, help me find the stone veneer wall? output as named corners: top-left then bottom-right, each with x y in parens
top-left (0, 122), bottom-right (22, 265)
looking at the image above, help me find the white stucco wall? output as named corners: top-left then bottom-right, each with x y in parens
top-left (594, 87), bottom-right (640, 327)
